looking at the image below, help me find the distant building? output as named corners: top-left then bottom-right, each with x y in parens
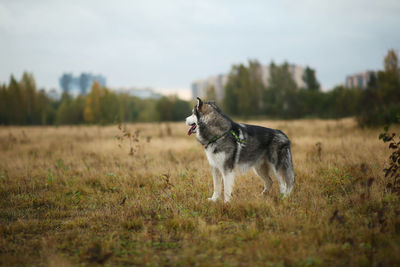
top-left (59, 73), bottom-right (106, 95)
top-left (191, 64), bottom-right (306, 102)
top-left (46, 88), bottom-right (61, 100)
top-left (59, 73), bottom-right (75, 94)
top-left (345, 71), bottom-right (376, 89)
top-left (191, 74), bottom-right (228, 101)
top-left (115, 87), bottom-right (162, 99)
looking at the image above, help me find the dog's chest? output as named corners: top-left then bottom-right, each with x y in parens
top-left (205, 148), bottom-right (226, 168)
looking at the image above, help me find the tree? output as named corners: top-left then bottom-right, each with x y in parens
top-left (171, 98), bottom-right (191, 121)
top-left (222, 60), bottom-right (265, 117)
top-left (56, 93), bottom-right (85, 125)
top-left (302, 66), bottom-right (320, 91)
top-left (223, 64), bottom-right (242, 116)
top-left (155, 96), bottom-right (191, 122)
top-left (8, 75), bottom-right (26, 124)
top-left (245, 60), bottom-right (265, 115)
top-left (0, 84), bottom-right (8, 124)
top-left (84, 81), bottom-right (102, 123)
top-left (0, 73), bottom-right (58, 125)
top-left (381, 49), bottom-right (400, 104)
top-left (264, 62), bottom-right (298, 117)
top-left (236, 64), bottom-right (251, 116)
top-left (99, 88), bottom-right (120, 124)
top-left (20, 72), bottom-right (38, 124)
top-left (384, 49), bottom-right (400, 75)
top-left (136, 98), bottom-right (158, 122)
top-left (358, 49), bottom-right (400, 126)
top-left (118, 94), bottom-right (139, 122)
top-left (56, 93), bottom-right (72, 124)
top-left (326, 86), bottom-right (362, 118)
top-left (155, 97), bottom-right (173, 121)
top-left (36, 89), bottom-right (56, 125)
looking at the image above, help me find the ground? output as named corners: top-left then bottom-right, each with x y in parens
top-left (1, 118), bottom-right (400, 266)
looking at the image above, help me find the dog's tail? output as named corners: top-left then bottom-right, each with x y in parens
top-left (278, 142), bottom-right (295, 195)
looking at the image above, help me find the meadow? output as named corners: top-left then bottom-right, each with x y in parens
top-left (1, 118), bottom-right (400, 266)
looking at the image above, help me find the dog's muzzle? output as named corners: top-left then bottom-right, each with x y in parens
top-left (187, 123), bottom-right (197, 135)
top-left (185, 115), bottom-right (197, 136)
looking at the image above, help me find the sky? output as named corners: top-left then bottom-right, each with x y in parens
top-left (0, 0), bottom-right (399, 98)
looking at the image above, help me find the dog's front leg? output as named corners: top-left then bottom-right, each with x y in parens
top-left (208, 167), bottom-right (222, 202)
top-left (222, 171), bottom-right (235, 203)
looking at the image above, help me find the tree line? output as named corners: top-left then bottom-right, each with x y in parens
top-left (1, 50), bottom-right (398, 126)
top-left (0, 76), bottom-right (192, 125)
top-left (220, 60), bottom-right (362, 119)
top-left (219, 49), bottom-right (400, 126)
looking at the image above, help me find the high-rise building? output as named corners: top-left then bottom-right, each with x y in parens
top-left (59, 73), bottom-right (75, 94)
top-left (79, 73), bottom-right (91, 96)
top-left (191, 74), bottom-right (228, 101)
top-left (191, 64), bottom-right (307, 102)
top-left (345, 71), bottom-right (376, 89)
top-left (59, 73), bottom-right (106, 95)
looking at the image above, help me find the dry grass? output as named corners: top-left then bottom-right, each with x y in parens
top-left (1, 118), bottom-right (400, 266)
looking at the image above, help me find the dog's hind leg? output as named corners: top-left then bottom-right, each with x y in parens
top-left (222, 171), bottom-right (235, 203)
top-left (208, 167), bottom-right (222, 202)
top-left (253, 161), bottom-right (273, 195)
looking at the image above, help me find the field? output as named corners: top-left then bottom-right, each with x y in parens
top-left (1, 118), bottom-right (400, 266)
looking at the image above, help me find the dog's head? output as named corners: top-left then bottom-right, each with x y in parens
top-left (185, 97), bottom-right (204, 136)
top-left (185, 97), bottom-right (230, 137)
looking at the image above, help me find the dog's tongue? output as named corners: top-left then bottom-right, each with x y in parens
top-left (187, 124), bottom-right (196, 136)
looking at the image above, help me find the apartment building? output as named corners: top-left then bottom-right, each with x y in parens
top-left (345, 71), bottom-right (376, 89)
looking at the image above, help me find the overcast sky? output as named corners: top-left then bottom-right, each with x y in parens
top-left (0, 0), bottom-right (399, 96)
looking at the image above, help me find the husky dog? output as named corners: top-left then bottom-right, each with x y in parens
top-left (186, 97), bottom-right (295, 202)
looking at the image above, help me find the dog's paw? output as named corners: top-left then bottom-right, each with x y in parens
top-left (207, 197), bottom-right (219, 202)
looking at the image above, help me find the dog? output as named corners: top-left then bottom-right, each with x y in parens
top-left (185, 97), bottom-right (295, 202)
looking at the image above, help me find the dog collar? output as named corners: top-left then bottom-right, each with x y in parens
top-left (205, 129), bottom-right (244, 148)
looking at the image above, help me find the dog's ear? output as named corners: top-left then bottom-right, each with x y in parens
top-left (196, 97), bottom-right (203, 111)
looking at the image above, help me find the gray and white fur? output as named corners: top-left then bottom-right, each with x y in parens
top-left (185, 97), bottom-right (295, 202)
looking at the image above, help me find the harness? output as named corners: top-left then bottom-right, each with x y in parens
top-left (205, 128), bottom-right (244, 148)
